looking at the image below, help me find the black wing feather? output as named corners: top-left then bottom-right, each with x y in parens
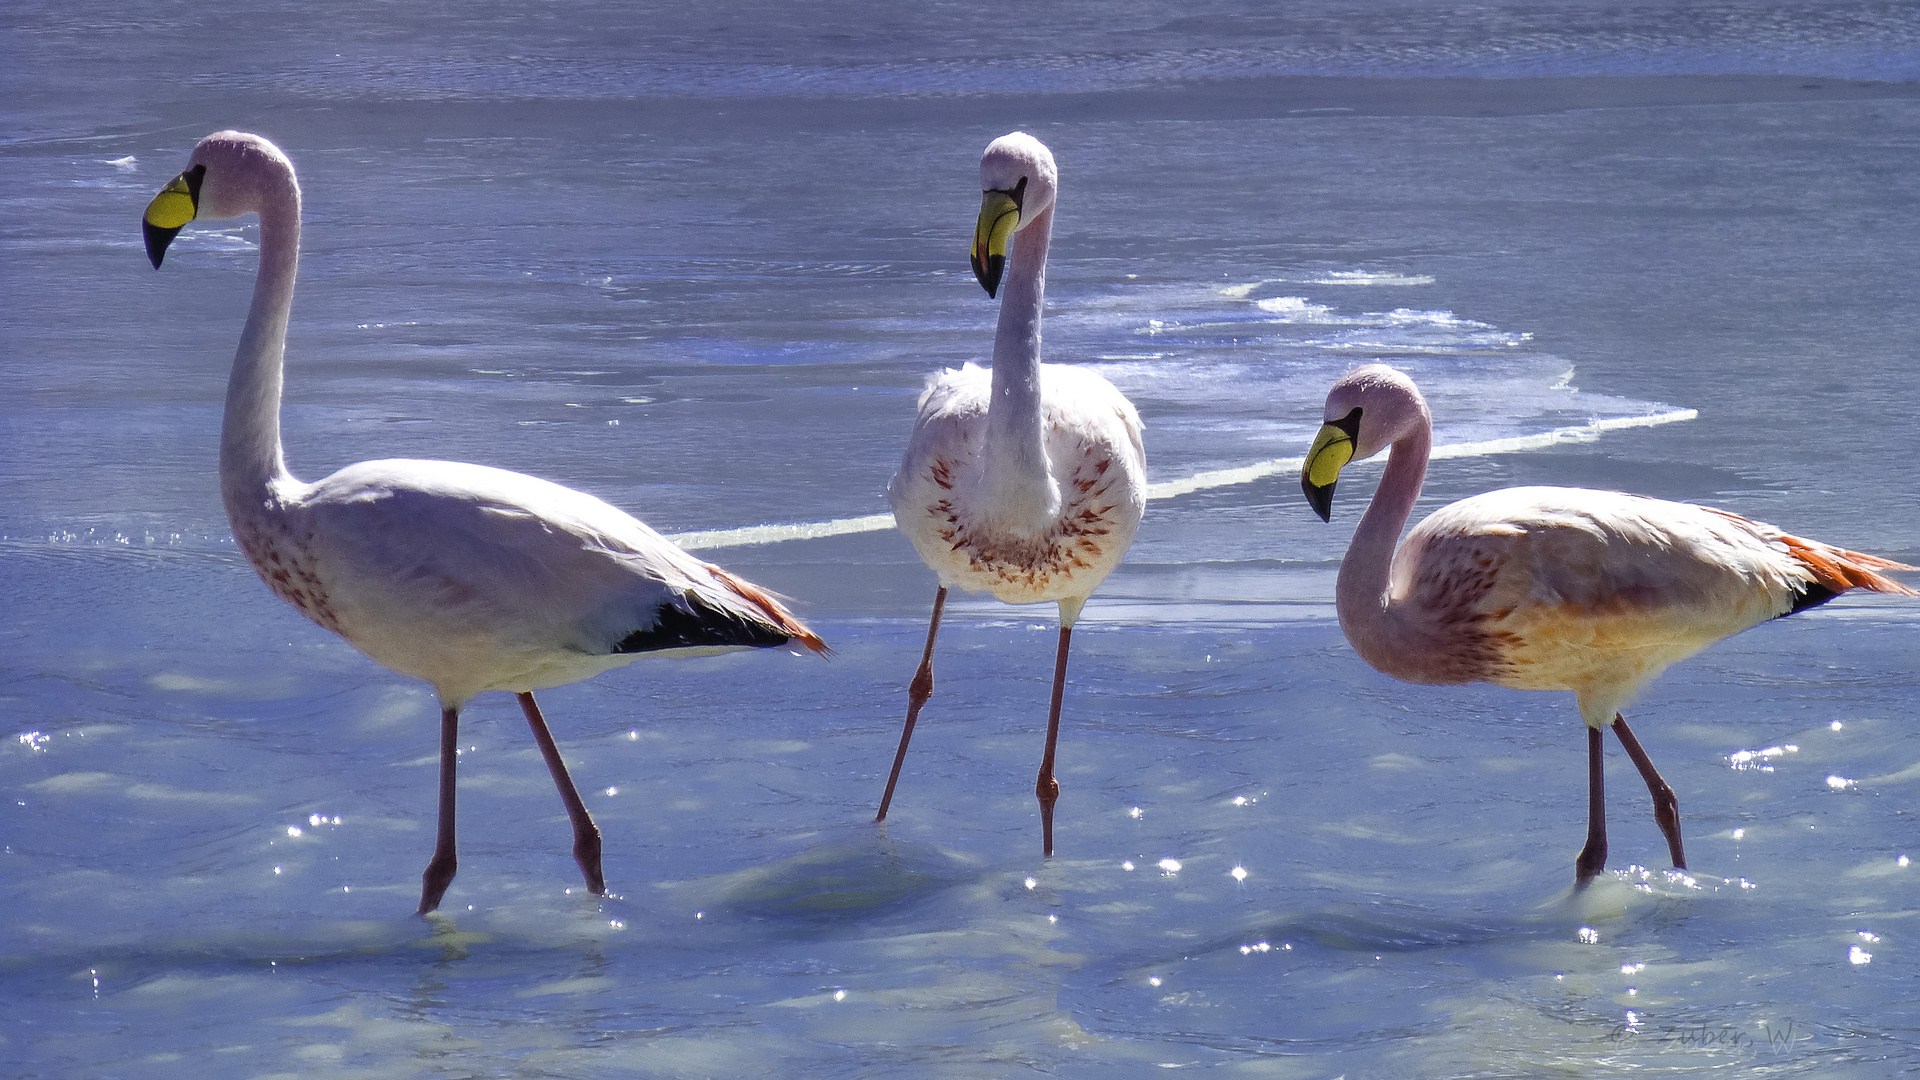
top-left (1780, 580), bottom-right (1839, 619)
top-left (613, 591), bottom-right (790, 654)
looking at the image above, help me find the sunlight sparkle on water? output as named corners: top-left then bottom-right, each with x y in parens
top-left (1826, 776), bottom-right (1854, 790)
top-left (1729, 745), bottom-right (1797, 771)
top-left (1231, 866), bottom-right (1247, 882)
top-left (1158, 859), bottom-right (1182, 874)
top-left (1578, 927), bottom-right (1600, 944)
top-left (1850, 946), bottom-right (1873, 965)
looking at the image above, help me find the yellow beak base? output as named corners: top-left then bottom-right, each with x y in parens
top-left (143, 165), bottom-right (203, 269)
top-left (970, 189), bottom-right (1020, 298)
top-left (1301, 422), bottom-right (1357, 521)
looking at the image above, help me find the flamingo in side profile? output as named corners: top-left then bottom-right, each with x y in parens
top-left (142, 131), bottom-right (826, 914)
top-left (878, 132), bottom-right (1146, 855)
top-left (1301, 364), bottom-right (1914, 887)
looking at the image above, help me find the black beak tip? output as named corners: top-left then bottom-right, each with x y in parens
top-left (1303, 478), bottom-right (1334, 522)
top-left (972, 253), bottom-right (1003, 299)
top-left (143, 220), bottom-right (177, 269)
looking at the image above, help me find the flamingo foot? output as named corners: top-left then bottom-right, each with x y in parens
top-left (1036, 772), bottom-right (1060, 858)
top-left (418, 854), bottom-right (457, 914)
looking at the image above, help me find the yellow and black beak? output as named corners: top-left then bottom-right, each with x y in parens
top-left (970, 176), bottom-right (1026, 298)
top-left (143, 163), bottom-right (204, 269)
top-left (1301, 407), bottom-right (1362, 522)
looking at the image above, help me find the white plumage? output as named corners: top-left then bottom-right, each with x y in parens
top-left (890, 361), bottom-right (1143, 606)
top-left (251, 459), bottom-right (802, 704)
top-left (144, 131), bottom-right (824, 914)
top-left (1395, 486), bottom-right (1845, 722)
top-left (1302, 364), bottom-right (1915, 886)
top-left (875, 133), bottom-right (1146, 856)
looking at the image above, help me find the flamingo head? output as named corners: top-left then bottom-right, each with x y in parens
top-left (144, 131), bottom-right (297, 268)
top-left (972, 132), bottom-right (1057, 298)
top-left (1302, 364), bottom-right (1429, 521)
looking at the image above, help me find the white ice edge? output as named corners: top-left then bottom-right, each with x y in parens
top-left (668, 512), bottom-right (900, 551)
top-left (669, 407), bottom-right (1698, 550)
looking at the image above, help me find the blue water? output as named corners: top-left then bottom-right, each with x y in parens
top-left (4, 1), bottom-right (1919, 1076)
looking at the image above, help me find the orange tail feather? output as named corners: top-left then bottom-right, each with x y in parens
top-left (1779, 535), bottom-right (1919, 597)
top-left (708, 565), bottom-right (832, 655)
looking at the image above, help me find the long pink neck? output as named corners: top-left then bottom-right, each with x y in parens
top-left (1335, 420), bottom-right (1430, 667)
top-left (983, 205), bottom-right (1056, 532)
top-left (220, 181), bottom-right (301, 515)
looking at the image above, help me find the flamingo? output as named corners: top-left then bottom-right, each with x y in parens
top-left (877, 132), bottom-right (1147, 856)
top-left (141, 131), bottom-right (826, 914)
top-left (1301, 364), bottom-right (1915, 887)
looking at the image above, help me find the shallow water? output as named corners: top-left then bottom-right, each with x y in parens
top-left (4, 1), bottom-right (1919, 1076)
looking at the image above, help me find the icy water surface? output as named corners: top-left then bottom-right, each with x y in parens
top-left (4, 1), bottom-right (1919, 1076)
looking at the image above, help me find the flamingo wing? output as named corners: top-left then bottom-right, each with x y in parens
top-left (283, 460), bottom-right (806, 697)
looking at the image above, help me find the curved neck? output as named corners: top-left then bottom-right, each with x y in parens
top-left (1335, 422), bottom-right (1430, 642)
top-left (221, 184), bottom-right (301, 506)
top-left (983, 206), bottom-right (1056, 531)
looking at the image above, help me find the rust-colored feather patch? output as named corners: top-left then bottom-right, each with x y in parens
top-left (706, 565), bottom-right (832, 655)
top-left (1697, 507), bottom-right (1918, 598)
top-left (1777, 533), bottom-right (1918, 597)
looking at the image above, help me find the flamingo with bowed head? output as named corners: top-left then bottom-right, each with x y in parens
top-left (1301, 364), bottom-right (1914, 887)
top-left (877, 132), bottom-right (1146, 856)
top-left (142, 131), bottom-right (826, 914)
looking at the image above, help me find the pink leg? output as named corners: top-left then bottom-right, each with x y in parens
top-left (876, 586), bottom-right (947, 822)
top-left (1574, 724), bottom-right (1607, 889)
top-left (1611, 715), bottom-right (1686, 870)
top-left (519, 692), bottom-right (605, 895)
top-left (1035, 625), bottom-right (1072, 858)
top-left (418, 704), bottom-right (460, 914)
